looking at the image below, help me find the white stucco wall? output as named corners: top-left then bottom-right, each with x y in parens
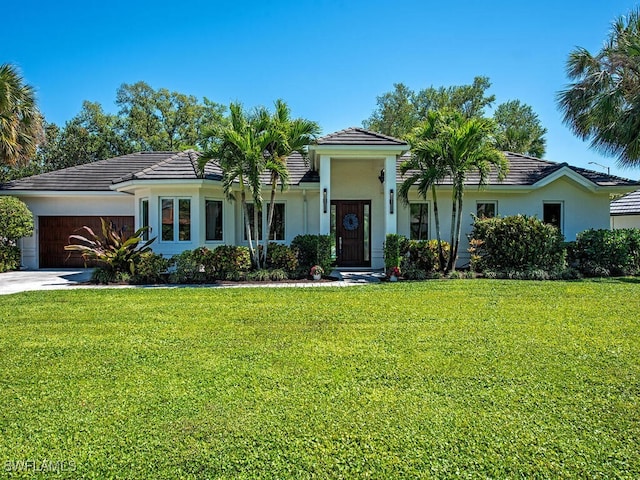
top-left (10, 193), bottom-right (134, 269)
top-left (330, 158), bottom-right (388, 268)
top-left (397, 177), bottom-right (612, 266)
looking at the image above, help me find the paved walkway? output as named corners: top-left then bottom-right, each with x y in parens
top-left (0, 269), bottom-right (384, 295)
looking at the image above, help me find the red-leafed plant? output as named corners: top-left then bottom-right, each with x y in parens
top-left (65, 218), bottom-right (155, 281)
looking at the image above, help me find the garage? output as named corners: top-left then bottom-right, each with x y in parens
top-left (38, 216), bottom-right (134, 268)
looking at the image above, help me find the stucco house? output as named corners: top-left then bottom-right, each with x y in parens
top-left (2, 127), bottom-right (638, 270)
top-left (611, 190), bottom-right (640, 229)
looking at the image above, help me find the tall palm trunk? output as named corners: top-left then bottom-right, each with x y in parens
top-left (252, 199), bottom-right (261, 268)
top-left (240, 186), bottom-right (258, 267)
top-left (447, 188), bottom-right (458, 272)
top-left (263, 172), bottom-right (279, 266)
top-left (451, 186), bottom-right (464, 271)
top-left (431, 184), bottom-right (446, 271)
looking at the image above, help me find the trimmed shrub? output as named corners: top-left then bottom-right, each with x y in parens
top-left (210, 245), bottom-right (251, 281)
top-left (130, 253), bottom-right (172, 284)
top-left (400, 238), bottom-right (450, 276)
top-left (383, 234), bottom-right (403, 270)
top-left (170, 247), bottom-right (216, 283)
top-left (0, 245), bottom-right (21, 272)
top-left (291, 234), bottom-right (332, 278)
top-left (0, 196), bottom-right (34, 272)
top-left (470, 215), bottom-right (566, 274)
top-left (568, 228), bottom-right (640, 277)
top-left (265, 243), bottom-right (298, 275)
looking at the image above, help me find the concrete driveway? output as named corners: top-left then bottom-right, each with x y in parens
top-left (0, 269), bottom-right (94, 295)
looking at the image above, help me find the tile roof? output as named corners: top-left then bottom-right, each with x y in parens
top-left (397, 151), bottom-right (640, 188)
top-left (0, 150), bottom-right (318, 191)
top-left (0, 151), bottom-right (175, 191)
top-left (611, 190), bottom-right (640, 215)
top-left (1, 144), bottom-right (636, 193)
top-left (316, 127), bottom-right (408, 146)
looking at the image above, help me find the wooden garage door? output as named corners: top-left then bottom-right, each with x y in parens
top-left (39, 216), bottom-right (135, 268)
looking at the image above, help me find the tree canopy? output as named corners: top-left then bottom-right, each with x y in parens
top-left (557, 7), bottom-right (640, 167)
top-left (363, 77), bottom-right (547, 157)
top-left (0, 64), bottom-right (44, 168)
top-left (2, 82), bottom-right (228, 181)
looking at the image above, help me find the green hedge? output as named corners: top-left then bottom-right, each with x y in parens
top-left (0, 196), bottom-right (34, 272)
top-left (290, 234), bottom-right (332, 278)
top-left (471, 215), bottom-right (566, 274)
top-left (400, 238), bottom-right (450, 278)
top-left (210, 245), bottom-right (251, 281)
top-left (568, 228), bottom-right (640, 277)
top-left (0, 245), bottom-right (21, 273)
top-left (265, 243), bottom-right (298, 276)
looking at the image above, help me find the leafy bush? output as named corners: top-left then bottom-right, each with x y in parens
top-left (0, 245), bottom-right (21, 272)
top-left (400, 238), bottom-right (450, 275)
top-left (130, 253), bottom-right (172, 284)
top-left (265, 243), bottom-right (298, 275)
top-left (470, 215), bottom-right (566, 274)
top-left (210, 245), bottom-right (251, 281)
top-left (0, 196), bottom-right (34, 241)
top-left (0, 196), bottom-right (34, 272)
top-left (170, 247), bottom-right (216, 283)
top-left (64, 218), bottom-right (155, 280)
top-left (247, 269), bottom-right (272, 282)
top-left (291, 234), bottom-right (332, 278)
top-left (269, 269), bottom-right (288, 281)
top-left (568, 228), bottom-right (640, 277)
top-left (384, 234), bottom-right (403, 270)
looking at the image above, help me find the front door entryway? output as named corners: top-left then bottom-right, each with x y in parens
top-left (332, 200), bottom-right (371, 267)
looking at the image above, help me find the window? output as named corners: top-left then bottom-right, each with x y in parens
top-left (244, 203), bottom-right (285, 241)
top-left (476, 201), bottom-right (497, 219)
top-left (270, 203), bottom-right (285, 240)
top-left (206, 200), bottom-right (223, 241)
top-left (543, 202), bottom-right (562, 232)
top-left (161, 198), bottom-right (174, 241)
top-left (410, 204), bottom-right (429, 240)
top-left (140, 198), bottom-right (149, 240)
top-left (161, 197), bottom-right (191, 242)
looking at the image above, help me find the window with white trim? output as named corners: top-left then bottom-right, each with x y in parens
top-left (205, 199), bottom-right (223, 241)
top-left (476, 201), bottom-right (497, 219)
top-left (543, 202), bottom-right (562, 232)
top-left (244, 203), bottom-right (285, 241)
top-left (409, 203), bottom-right (429, 240)
top-left (140, 198), bottom-right (149, 240)
top-left (160, 197), bottom-right (191, 242)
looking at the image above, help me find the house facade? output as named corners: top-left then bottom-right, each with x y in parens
top-left (2, 128), bottom-right (638, 270)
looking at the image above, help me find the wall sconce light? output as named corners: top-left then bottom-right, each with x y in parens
top-left (323, 188), bottom-right (327, 213)
top-left (378, 169), bottom-right (385, 184)
top-left (390, 189), bottom-right (394, 214)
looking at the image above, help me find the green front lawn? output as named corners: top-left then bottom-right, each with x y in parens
top-left (0, 280), bottom-right (638, 478)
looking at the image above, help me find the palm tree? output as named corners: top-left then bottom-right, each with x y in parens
top-left (262, 100), bottom-right (320, 264)
top-left (399, 111), bottom-right (449, 271)
top-left (0, 64), bottom-right (44, 167)
top-left (557, 7), bottom-right (640, 167)
top-left (439, 111), bottom-right (507, 271)
top-left (199, 102), bottom-right (276, 268)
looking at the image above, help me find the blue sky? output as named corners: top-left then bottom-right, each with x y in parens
top-left (4, 0), bottom-right (639, 178)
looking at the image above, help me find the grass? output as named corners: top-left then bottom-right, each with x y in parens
top-left (0, 280), bottom-right (638, 478)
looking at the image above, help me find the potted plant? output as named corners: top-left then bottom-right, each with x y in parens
top-left (388, 266), bottom-right (401, 282)
top-left (310, 265), bottom-right (324, 280)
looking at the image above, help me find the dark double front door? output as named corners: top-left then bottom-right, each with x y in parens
top-left (332, 200), bottom-right (370, 267)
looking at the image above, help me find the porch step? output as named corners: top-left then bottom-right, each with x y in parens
top-left (330, 269), bottom-right (385, 284)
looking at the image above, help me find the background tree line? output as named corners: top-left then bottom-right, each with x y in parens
top-left (1, 75), bottom-right (227, 182)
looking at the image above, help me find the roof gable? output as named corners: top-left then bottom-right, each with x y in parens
top-left (316, 127), bottom-right (408, 146)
